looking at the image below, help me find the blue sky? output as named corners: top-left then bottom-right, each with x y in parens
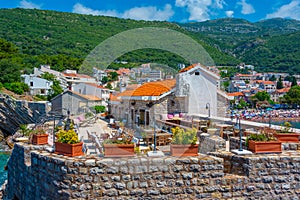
top-left (1, 0), bottom-right (300, 22)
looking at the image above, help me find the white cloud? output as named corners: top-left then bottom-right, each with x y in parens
top-left (225, 10), bottom-right (234, 18)
top-left (175, 0), bottom-right (213, 22)
top-left (238, 0), bottom-right (255, 15)
top-left (72, 3), bottom-right (174, 21)
top-left (72, 3), bottom-right (119, 17)
top-left (266, 0), bottom-right (300, 20)
top-left (19, 0), bottom-right (41, 9)
top-left (122, 4), bottom-right (174, 21)
top-left (215, 0), bottom-right (227, 9)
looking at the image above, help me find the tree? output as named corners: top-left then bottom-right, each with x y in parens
top-left (101, 76), bottom-right (109, 84)
top-left (48, 80), bottom-right (63, 100)
top-left (105, 83), bottom-right (113, 90)
top-left (254, 91), bottom-right (270, 101)
top-left (109, 71), bottom-right (118, 81)
top-left (276, 76), bottom-right (283, 89)
top-left (93, 105), bottom-right (106, 113)
top-left (269, 75), bottom-right (276, 81)
top-left (291, 76), bottom-right (298, 87)
top-left (3, 82), bottom-right (29, 95)
top-left (284, 86), bottom-right (300, 105)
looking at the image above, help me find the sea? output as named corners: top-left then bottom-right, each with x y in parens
top-left (269, 121), bottom-right (300, 129)
top-left (0, 148), bottom-right (10, 188)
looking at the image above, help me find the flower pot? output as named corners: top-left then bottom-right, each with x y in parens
top-left (55, 142), bottom-right (84, 157)
top-left (248, 140), bottom-right (282, 154)
top-left (171, 144), bottom-right (199, 157)
top-left (274, 133), bottom-right (300, 143)
top-left (32, 134), bottom-right (48, 145)
top-left (104, 144), bottom-right (134, 157)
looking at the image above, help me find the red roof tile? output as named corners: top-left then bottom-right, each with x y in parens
top-left (227, 92), bottom-right (244, 97)
top-left (277, 87), bottom-right (290, 93)
top-left (179, 64), bottom-right (199, 73)
top-left (131, 79), bottom-right (176, 96)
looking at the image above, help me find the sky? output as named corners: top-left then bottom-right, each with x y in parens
top-left (1, 0), bottom-right (300, 22)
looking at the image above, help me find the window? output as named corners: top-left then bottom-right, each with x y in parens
top-left (195, 71), bottom-right (200, 76)
top-left (30, 82), bottom-right (33, 87)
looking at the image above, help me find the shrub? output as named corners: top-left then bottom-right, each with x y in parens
top-left (57, 129), bottom-right (80, 144)
top-left (245, 133), bottom-right (277, 146)
top-left (171, 127), bottom-right (197, 145)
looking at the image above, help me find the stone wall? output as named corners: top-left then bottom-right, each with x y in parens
top-left (199, 134), bottom-right (226, 154)
top-left (4, 143), bottom-right (300, 199)
top-left (210, 151), bottom-right (300, 198)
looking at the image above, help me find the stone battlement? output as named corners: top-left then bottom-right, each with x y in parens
top-left (3, 143), bottom-right (300, 199)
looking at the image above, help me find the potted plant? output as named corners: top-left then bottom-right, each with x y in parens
top-left (31, 127), bottom-right (48, 145)
top-left (103, 133), bottom-right (134, 157)
top-left (246, 133), bottom-right (282, 153)
top-left (170, 127), bottom-right (198, 157)
top-left (55, 129), bottom-right (84, 157)
top-left (274, 122), bottom-right (299, 143)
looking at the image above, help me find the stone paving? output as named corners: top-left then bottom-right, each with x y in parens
top-left (77, 119), bottom-right (113, 155)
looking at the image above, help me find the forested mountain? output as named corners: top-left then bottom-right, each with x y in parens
top-left (180, 18), bottom-right (300, 73)
top-left (1, 7), bottom-right (300, 85)
top-left (0, 8), bottom-right (238, 75)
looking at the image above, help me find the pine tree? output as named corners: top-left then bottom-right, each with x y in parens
top-left (277, 76), bottom-right (283, 89)
top-left (291, 76), bottom-right (298, 87)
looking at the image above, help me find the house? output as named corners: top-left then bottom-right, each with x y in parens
top-left (270, 87), bottom-right (290, 102)
top-left (228, 80), bottom-right (248, 93)
top-left (72, 83), bottom-right (112, 106)
top-left (33, 65), bottom-right (61, 77)
top-left (176, 63), bottom-right (224, 117)
top-left (92, 67), bottom-right (107, 82)
top-left (227, 92), bottom-right (244, 101)
top-left (21, 74), bottom-right (53, 96)
top-left (61, 70), bottom-right (97, 90)
top-left (110, 79), bottom-right (177, 127)
top-left (258, 81), bottom-right (276, 93)
top-left (51, 90), bottom-right (102, 116)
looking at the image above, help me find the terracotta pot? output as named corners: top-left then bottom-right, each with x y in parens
top-left (274, 133), bottom-right (300, 143)
top-left (32, 134), bottom-right (48, 145)
top-left (104, 144), bottom-right (134, 157)
top-left (171, 144), bottom-right (199, 157)
top-left (248, 140), bottom-right (282, 153)
top-left (55, 142), bottom-right (84, 157)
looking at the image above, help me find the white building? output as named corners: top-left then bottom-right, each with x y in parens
top-left (72, 83), bottom-right (112, 106)
top-left (21, 74), bottom-right (53, 96)
top-left (175, 63), bottom-right (224, 117)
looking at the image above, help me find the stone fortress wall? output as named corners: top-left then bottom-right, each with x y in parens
top-left (4, 142), bottom-right (300, 199)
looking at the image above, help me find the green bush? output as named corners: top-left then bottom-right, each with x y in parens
top-left (4, 82), bottom-right (29, 95)
top-left (57, 129), bottom-right (80, 144)
top-left (171, 127), bottom-right (197, 145)
top-left (246, 133), bottom-right (277, 146)
top-left (94, 105), bottom-right (106, 113)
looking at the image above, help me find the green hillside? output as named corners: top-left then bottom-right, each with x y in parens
top-left (180, 18), bottom-right (300, 73)
top-left (0, 8), bottom-right (238, 75)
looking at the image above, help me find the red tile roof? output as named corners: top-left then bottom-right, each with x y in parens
top-left (179, 64), bottom-right (199, 73)
top-left (262, 81), bottom-right (275, 85)
top-left (117, 68), bottom-right (131, 75)
top-left (277, 87), bottom-right (290, 93)
top-left (72, 91), bottom-right (101, 101)
top-left (62, 73), bottom-right (93, 79)
top-left (236, 74), bottom-right (253, 77)
top-left (131, 79), bottom-right (176, 96)
top-left (227, 92), bottom-right (244, 97)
